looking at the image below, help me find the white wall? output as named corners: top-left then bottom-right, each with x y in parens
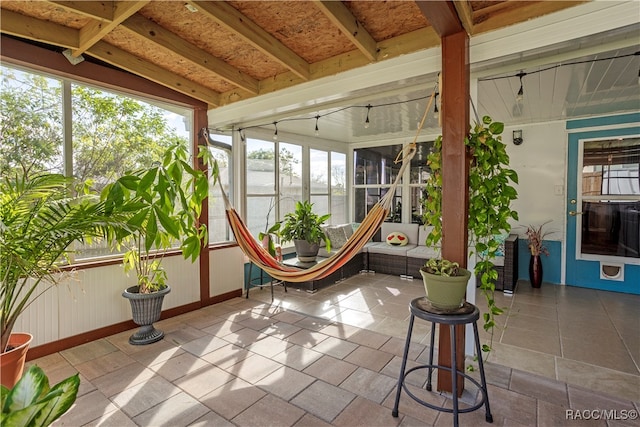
top-left (13, 248), bottom-right (245, 349)
top-left (505, 121), bottom-right (567, 243)
top-left (209, 246), bottom-right (245, 297)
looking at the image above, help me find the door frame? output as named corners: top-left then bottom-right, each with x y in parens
top-left (565, 113), bottom-right (640, 293)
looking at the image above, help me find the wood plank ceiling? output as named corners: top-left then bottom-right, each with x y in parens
top-left (0, 1), bottom-right (585, 110)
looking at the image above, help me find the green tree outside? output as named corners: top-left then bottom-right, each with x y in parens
top-left (1, 66), bottom-right (188, 191)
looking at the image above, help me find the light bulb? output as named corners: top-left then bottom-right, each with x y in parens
top-left (364, 105), bottom-right (371, 129)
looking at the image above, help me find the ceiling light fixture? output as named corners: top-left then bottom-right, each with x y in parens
top-left (516, 71), bottom-right (526, 102)
top-left (314, 115), bottom-right (320, 136)
top-left (513, 129), bottom-right (523, 145)
top-left (364, 104), bottom-right (372, 129)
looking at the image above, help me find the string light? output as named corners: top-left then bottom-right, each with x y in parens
top-left (364, 104), bottom-right (372, 129)
top-left (206, 51), bottom-right (638, 137)
top-left (433, 92), bottom-right (439, 119)
top-left (515, 71), bottom-right (526, 102)
top-left (273, 122), bottom-right (278, 140)
top-left (314, 115), bottom-right (320, 136)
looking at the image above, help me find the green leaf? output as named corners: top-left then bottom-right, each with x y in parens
top-left (118, 175), bottom-right (140, 191)
top-left (4, 365), bottom-right (48, 412)
top-left (154, 206), bottom-right (180, 239)
top-left (138, 168), bottom-right (157, 192)
top-left (32, 373), bottom-right (80, 426)
top-left (145, 210), bottom-right (158, 253)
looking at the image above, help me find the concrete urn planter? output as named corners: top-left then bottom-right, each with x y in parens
top-left (122, 285), bottom-right (171, 345)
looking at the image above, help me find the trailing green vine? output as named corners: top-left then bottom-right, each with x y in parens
top-left (423, 115), bottom-right (519, 355)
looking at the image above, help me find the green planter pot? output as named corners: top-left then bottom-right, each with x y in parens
top-left (420, 267), bottom-right (471, 310)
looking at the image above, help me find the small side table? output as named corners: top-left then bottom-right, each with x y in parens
top-left (245, 261), bottom-right (286, 301)
top-left (392, 298), bottom-right (493, 427)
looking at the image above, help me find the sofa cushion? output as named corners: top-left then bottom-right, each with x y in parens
top-left (406, 245), bottom-right (440, 259)
top-left (418, 225), bottom-right (436, 246)
top-left (324, 225), bottom-right (349, 249)
top-left (379, 223), bottom-right (419, 245)
top-left (367, 242), bottom-right (417, 256)
top-left (386, 231), bottom-right (409, 246)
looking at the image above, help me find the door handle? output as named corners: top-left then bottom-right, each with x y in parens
top-left (569, 211), bottom-right (583, 216)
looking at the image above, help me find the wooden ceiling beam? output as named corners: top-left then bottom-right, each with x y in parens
top-left (472, 1), bottom-right (587, 35)
top-left (313, 1), bottom-right (378, 62)
top-left (415, 0), bottom-right (464, 38)
top-left (188, 0), bottom-right (310, 81)
top-left (86, 41), bottom-right (220, 107)
top-left (49, 1), bottom-right (114, 21)
top-left (453, 1), bottom-right (475, 35)
top-left (72, 1), bottom-right (149, 57)
top-left (0, 9), bottom-right (78, 49)
top-left (122, 14), bottom-right (259, 95)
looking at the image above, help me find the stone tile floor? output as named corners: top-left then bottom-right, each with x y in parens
top-left (40, 273), bottom-right (639, 426)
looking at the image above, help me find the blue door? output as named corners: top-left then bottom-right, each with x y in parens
top-left (565, 114), bottom-right (640, 294)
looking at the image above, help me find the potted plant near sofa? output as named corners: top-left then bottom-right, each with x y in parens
top-left (0, 172), bottom-right (132, 388)
top-left (101, 143), bottom-right (212, 345)
top-left (279, 201), bottom-right (331, 262)
top-left (420, 259), bottom-right (472, 310)
top-left (422, 115), bottom-right (519, 352)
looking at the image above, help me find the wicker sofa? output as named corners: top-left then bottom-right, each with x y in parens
top-left (301, 222), bottom-right (518, 293)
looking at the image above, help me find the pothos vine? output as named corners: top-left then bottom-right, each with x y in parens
top-left (422, 115), bottom-right (519, 356)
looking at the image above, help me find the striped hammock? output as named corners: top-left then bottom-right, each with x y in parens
top-left (218, 144), bottom-right (416, 283)
top-left (217, 87), bottom-right (435, 283)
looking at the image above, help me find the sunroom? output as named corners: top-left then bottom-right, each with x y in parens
top-left (1, 1), bottom-right (638, 425)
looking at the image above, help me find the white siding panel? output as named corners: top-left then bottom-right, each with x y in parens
top-left (12, 279), bottom-right (59, 348)
top-left (58, 265), bottom-right (131, 339)
top-left (210, 246), bottom-right (244, 297)
top-left (161, 256), bottom-right (200, 308)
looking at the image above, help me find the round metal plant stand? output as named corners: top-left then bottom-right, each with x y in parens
top-left (122, 285), bottom-right (171, 345)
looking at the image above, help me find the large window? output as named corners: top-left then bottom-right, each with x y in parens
top-left (245, 136), bottom-right (346, 240)
top-left (1, 64), bottom-right (196, 260)
top-left (353, 142), bottom-right (433, 224)
top-left (409, 141), bottom-right (434, 224)
top-left (208, 133), bottom-right (233, 243)
top-left (580, 137), bottom-right (640, 259)
top-left (1, 67), bottom-right (64, 176)
top-left (353, 145), bottom-right (403, 223)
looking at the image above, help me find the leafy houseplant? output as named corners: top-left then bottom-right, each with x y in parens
top-left (101, 143), bottom-right (213, 344)
top-left (423, 115), bottom-right (519, 352)
top-left (1, 365), bottom-right (79, 427)
top-left (279, 201), bottom-right (331, 262)
top-left (0, 172), bottom-right (131, 386)
top-left (420, 259), bottom-right (471, 310)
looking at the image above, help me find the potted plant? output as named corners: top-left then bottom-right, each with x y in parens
top-left (101, 143), bottom-right (213, 345)
top-left (525, 221), bottom-right (551, 288)
top-left (278, 201), bottom-right (331, 262)
top-left (1, 365), bottom-right (79, 426)
top-left (422, 115), bottom-right (519, 352)
top-left (0, 172), bottom-right (132, 387)
top-left (420, 259), bottom-right (471, 310)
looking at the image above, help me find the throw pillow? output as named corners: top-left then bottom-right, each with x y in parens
top-left (324, 226), bottom-right (348, 249)
top-left (386, 231), bottom-right (409, 246)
